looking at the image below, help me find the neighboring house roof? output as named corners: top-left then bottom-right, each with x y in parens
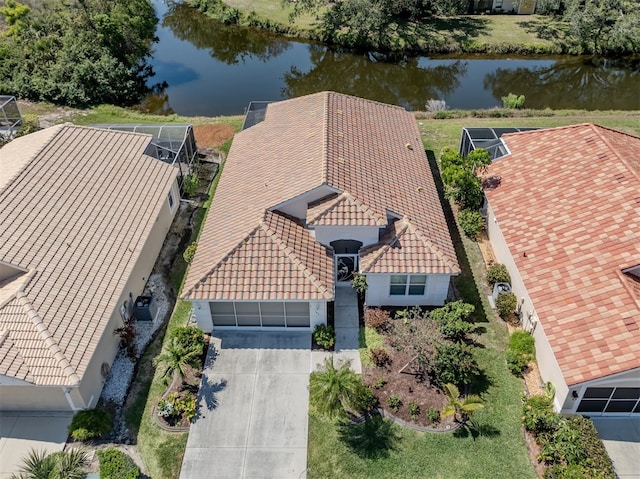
top-left (484, 123), bottom-right (640, 386)
top-left (0, 125), bottom-right (178, 386)
top-left (184, 92), bottom-right (459, 301)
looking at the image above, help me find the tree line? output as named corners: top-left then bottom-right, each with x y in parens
top-left (0, 0), bottom-right (159, 106)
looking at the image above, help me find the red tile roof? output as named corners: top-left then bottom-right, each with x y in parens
top-left (485, 124), bottom-right (640, 385)
top-left (0, 125), bottom-right (178, 386)
top-left (184, 92), bottom-right (459, 301)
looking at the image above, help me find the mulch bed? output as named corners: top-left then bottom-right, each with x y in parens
top-left (193, 124), bottom-right (235, 148)
top-left (361, 346), bottom-right (454, 430)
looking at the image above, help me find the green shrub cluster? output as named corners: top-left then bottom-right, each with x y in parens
top-left (157, 391), bottom-right (198, 422)
top-left (68, 408), bottom-right (112, 441)
top-left (502, 93), bottom-right (526, 109)
top-left (496, 291), bottom-right (518, 319)
top-left (522, 395), bottom-right (615, 478)
top-left (183, 242), bottom-right (198, 264)
top-left (506, 331), bottom-right (535, 375)
top-left (172, 325), bottom-right (206, 354)
top-left (486, 263), bottom-right (511, 286)
top-left (429, 301), bottom-right (476, 343)
top-left (439, 147), bottom-right (490, 210)
top-left (313, 324), bottom-right (335, 349)
top-left (387, 395), bottom-right (401, 413)
top-left (458, 209), bottom-right (484, 239)
top-left (97, 448), bottom-right (141, 479)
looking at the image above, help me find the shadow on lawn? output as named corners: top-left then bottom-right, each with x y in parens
top-left (453, 421), bottom-right (501, 440)
top-left (426, 150), bottom-right (488, 323)
top-left (338, 416), bottom-right (401, 458)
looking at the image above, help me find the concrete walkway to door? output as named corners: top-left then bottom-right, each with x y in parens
top-left (180, 332), bottom-right (310, 479)
top-left (311, 286), bottom-right (361, 373)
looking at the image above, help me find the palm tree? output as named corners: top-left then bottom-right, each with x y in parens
top-left (10, 449), bottom-right (88, 479)
top-left (310, 357), bottom-right (362, 419)
top-left (441, 383), bottom-right (484, 424)
top-left (153, 337), bottom-right (202, 388)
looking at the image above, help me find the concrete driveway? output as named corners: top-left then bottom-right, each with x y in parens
top-left (180, 332), bottom-right (311, 479)
top-left (0, 412), bottom-right (73, 479)
top-left (593, 417), bottom-right (640, 478)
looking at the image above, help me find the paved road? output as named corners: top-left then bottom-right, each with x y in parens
top-left (180, 332), bottom-right (311, 479)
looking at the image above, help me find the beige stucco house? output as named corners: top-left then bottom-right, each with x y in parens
top-left (0, 125), bottom-right (179, 411)
top-left (184, 92), bottom-right (459, 331)
top-left (483, 124), bottom-right (640, 416)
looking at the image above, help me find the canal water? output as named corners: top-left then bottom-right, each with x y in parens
top-left (147, 1), bottom-right (640, 116)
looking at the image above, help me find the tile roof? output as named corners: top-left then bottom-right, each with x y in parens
top-left (0, 125), bottom-right (178, 386)
top-left (184, 92), bottom-right (459, 301)
top-left (306, 192), bottom-right (385, 227)
top-left (484, 124), bottom-right (640, 385)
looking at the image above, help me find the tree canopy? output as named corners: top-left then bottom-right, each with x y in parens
top-left (0, 0), bottom-right (158, 106)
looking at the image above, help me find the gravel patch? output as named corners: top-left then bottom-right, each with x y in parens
top-left (99, 273), bottom-right (173, 407)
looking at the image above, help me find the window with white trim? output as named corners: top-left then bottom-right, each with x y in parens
top-left (389, 274), bottom-right (427, 296)
top-left (168, 190), bottom-right (175, 212)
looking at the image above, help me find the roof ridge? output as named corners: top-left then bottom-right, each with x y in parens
top-left (404, 219), bottom-right (461, 273)
top-left (589, 124), bottom-right (640, 183)
top-left (183, 224), bottom-right (264, 298)
top-left (322, 92), bottom-right (330, 184)
top-left (15, 291), bottom-right (81, 384)
top-left (261, 214), bottom-right (332, 299)
top-left (342, 191), bottom-right (387, 226)
top-left (307, 192), bottom-right (344, 224)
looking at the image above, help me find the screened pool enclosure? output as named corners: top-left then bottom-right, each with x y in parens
top-left (90, 124), bottom-right (198, 186)
top-left (0, 96), bottom-right (22, 138)
top-left (459, 126), bottom-right (540, 161)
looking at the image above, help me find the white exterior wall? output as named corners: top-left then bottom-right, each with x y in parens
top-left (273, 185), bottom-right (339, 220)
top-left (193, 300), bottom-right (213, 332)
top-left (365, 273), bottom-right (452, 307)
top-left (310, 301), bottom-right (327, 329)
top-left (486, 201), bottom-right (569, 411)
top-left (311, 225), bottom-right (380, 249)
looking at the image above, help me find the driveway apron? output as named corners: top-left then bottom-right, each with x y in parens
top-left (180, 332), bottom-right (311, 479)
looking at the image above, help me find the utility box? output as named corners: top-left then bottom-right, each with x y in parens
top-left (134, 295), bottom-right (157, 322)
top-left (492, 282), bottom-right (512, 302)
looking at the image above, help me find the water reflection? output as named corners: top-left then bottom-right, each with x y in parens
top-left (151, 1), bottom-right (640, 115)
top-left (163, 3), bottom-right (291, 65)
top-left (484, 57), bottom-right (640, 110)
top-left (282, 46), bottom-right (467, 110)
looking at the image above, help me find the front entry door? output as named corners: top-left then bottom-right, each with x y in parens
top-left (336, 254), bottom-right (358, 283)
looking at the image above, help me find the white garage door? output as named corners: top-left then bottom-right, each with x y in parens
top-left (209, 302), bottom-right (310, 328)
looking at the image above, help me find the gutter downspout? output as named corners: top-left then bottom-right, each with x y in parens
top-left (62, 387), bottom-right (83, 412)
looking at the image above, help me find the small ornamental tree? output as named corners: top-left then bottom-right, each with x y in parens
top-left (442, 383), bottom-right (484, 424)
top-left (496, 292), bottom-right (518, 320)
top-left (309, 357), bottom-right (361, 418)
top-left (431, 342), bottom-right (480, 388)
top-left (458, 209), bottom-right (484, 239)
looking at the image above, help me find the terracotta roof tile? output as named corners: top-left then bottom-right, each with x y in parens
top-left (184, 92), bottom-right (459, 301)
top-left (485, 124), bottom-right (640, 385)
top-left (0, 125), bottom-right (178, 385)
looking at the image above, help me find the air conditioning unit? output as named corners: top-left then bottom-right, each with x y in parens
top-left (492, 282), bottom-right (512, 302)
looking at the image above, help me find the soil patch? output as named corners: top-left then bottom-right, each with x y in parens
top-left (193, 124), bottom-right (235, 148)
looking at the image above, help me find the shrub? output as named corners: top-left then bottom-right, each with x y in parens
top-left (172, 325), bottom-right (206, 354)
top-left (407, 401), bottom-right (420, 420)
top-left (97, 448), bottom-right (141, 479)
top-left (175, 394), bottom-right (198, 422)
top-left (426, 407), bottom-right (440, 425)
top-left (458, 209), bottom-right (484, 239)
top-left (182, 173), bottom-right (200, 196)
top-left (114, 319), bottom-right (137, 359)
top-left (183, 242), bottom-right (197, 264)
top-left (521, 394), bottom-right (561, 436)
top-left (506, 349), bottom-right (530, 375)
top-left (430, 301), bottom-right (475, 323)
top-left (510, 331), bottom-right (535, 356)
top-left (15, 114), bottom-right (39, 137)
top-left (369, 348), bottom-right (390, 367)
top-left (372, 377), bottom-right (386, 389)
top-left (354, 384), bottom-right (378, 412)
top-left (431, 342), bottom-right (480, 388)
top-left (387, 395), bottom-right (401, 413)
top-left (544, 464), bottom-right (591, 479)
top-left (313, 324), bottom-right (335, 349)
top-left (351, 273), bottom-right (368, 295)
top-left (364, 308), bottom-right (390, 331)
top-left (486, 263), bottom-right (511, 286)
top-left (502, 93), bottom-right (526, 109)
top-left (68, 408), bottom-right (112, 441)
top-left (496, 292), bottom-right (518, 319)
